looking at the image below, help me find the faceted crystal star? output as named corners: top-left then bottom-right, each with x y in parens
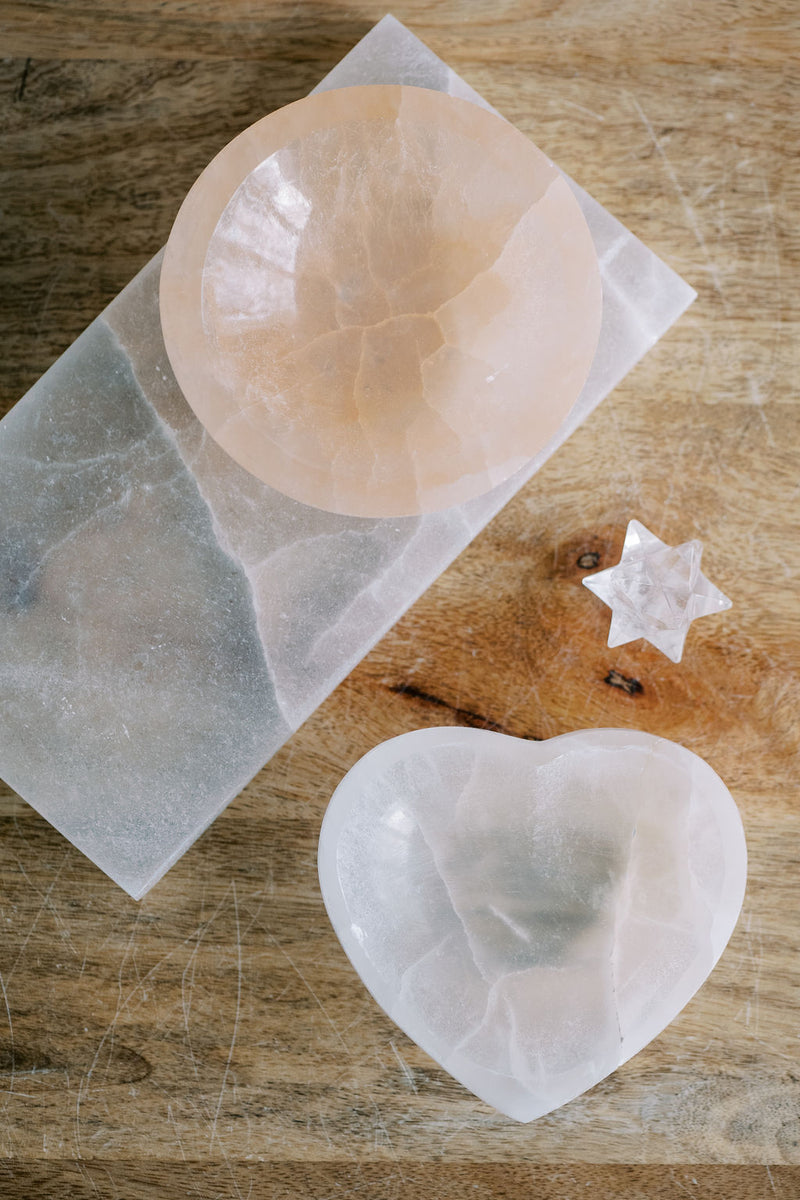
top-left (582, 520), bottom-right (731, 663)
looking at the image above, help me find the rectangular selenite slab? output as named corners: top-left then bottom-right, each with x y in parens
top-left (0, 16), bottom-right (696, 898)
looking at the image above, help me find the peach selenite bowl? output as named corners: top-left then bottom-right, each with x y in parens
top-left (159, 85), bottom-right (602, 518)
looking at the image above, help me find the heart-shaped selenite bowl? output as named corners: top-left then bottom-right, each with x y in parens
top-left (318, 727), bottom-right (747, 1121)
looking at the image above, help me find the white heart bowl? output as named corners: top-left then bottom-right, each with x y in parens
top-left (318, 726), bottom-right (747, 1121)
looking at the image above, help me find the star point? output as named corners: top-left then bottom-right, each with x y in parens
top-left (582, 520), bottom-right (731, 663)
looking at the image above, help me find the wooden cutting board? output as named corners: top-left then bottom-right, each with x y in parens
top-left (0, 2), bottom-right (798, 1196)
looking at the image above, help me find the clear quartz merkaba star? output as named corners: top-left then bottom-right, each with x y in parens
top-left (582, 520), bottom-right (731, 663)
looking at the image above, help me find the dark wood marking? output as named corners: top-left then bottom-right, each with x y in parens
top-left (389, 683), bottom-right (540, 739)
top-left (0, 1040), bottom-right (151, 1083)
top-left (15, 57), bottom-right (31, 102)
top-left (577, 551), bottom-right (600, 569)
top-left (604, 669), bottom-right (644, 696)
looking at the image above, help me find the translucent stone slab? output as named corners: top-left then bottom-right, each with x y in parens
top-left (0, 16), bottom-right (696, 898)
top-left (318, 727), bottom-right (747, 1121)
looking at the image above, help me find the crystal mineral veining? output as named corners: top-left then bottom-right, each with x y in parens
top-left (318, 727), bottom-right (747, 1122)
top-left (160, 85), bottom-right (602, 517)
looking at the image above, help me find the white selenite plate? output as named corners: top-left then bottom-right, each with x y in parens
top-left (0, 16), bottom-right (696, 898)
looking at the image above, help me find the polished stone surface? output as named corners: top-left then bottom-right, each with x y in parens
top-left (160, 85), bottom-right (602, 517)
top-left (0, 17), bottom-right (696, 897)
top-left (583, 519), bottom-right (732, 662)
top-left (318, 727), bottom-right (747, 1122)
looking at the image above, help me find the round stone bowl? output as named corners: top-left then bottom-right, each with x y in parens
top-left (160, 85), bottom-right (602, 518)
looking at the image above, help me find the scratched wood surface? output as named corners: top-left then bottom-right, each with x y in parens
top-left (0, 1), bottom-right (799, 1196)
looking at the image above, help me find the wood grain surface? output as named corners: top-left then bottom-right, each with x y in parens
top-left (1, 1), bottom-right (798, 1196)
